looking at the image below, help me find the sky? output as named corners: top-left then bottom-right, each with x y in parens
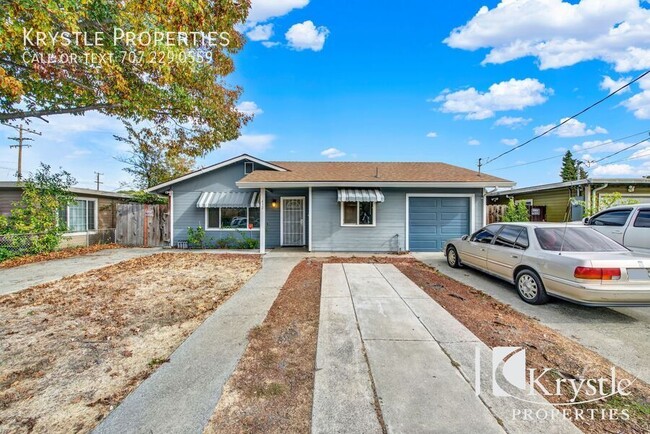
top-left (2, 0), bottom-right (650, 190)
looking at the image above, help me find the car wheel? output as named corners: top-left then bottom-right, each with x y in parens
top-left (515, 269), bottom-right (549, 305)
top-left (446, 246), bottom-right (463, 268)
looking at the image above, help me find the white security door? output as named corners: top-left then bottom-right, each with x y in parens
top-left (281, 197), bottom-right (305, 246)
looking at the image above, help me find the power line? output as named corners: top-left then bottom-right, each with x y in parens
top-left (587, 134), bottom-right (650, 165)
top-left (480, 69), bottom-right (650, 170)
top-left (489, 129), bottom-right (650, 171)
top-left (94, 171), bottom-right (104, 191)
top-left (7, 124), bottom-right (41, 180)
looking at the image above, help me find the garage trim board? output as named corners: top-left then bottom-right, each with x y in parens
top-left (405, 193), bottom-right (475, 252)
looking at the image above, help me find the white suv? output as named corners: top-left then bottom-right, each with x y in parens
top-left (584, 204), bottom-right (650, 253)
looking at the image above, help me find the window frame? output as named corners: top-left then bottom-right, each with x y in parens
top-left (590, 208), bottom-right (633, 227)
top-left (340, 201), bottom-right (377, 227)
top-left (244, 161), bottom-right (255, 175)
top-left (61, 197), bottom-right (99, 235)
top-left (633, 209), bottom-right (650, 228)
top-left (204, 207), bottom-right (261, 231)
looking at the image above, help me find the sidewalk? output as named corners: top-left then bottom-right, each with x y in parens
top-left (312, 263), bottom-right (581, 434)
top-left (93, 255), bottom-right (301, 434)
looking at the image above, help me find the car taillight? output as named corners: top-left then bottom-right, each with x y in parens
top-left (574, 267), bottom-right (621, 280)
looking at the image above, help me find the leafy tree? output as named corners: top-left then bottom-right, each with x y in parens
top-left (1, 0), bottom-right (251, 157)
top-left (116, 125), bottom-right (195, 189)
top-left (5, 164), bottom-right (76, 252)
top-left (560, 151), bottom-right (588, 181)
top-left (502, 199), bottom-right (530, 222)
top-left (577, 192), bottom-right (639, 218)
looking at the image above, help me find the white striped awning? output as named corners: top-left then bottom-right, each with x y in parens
top-left (196, 191), bottom-right (260, 208)
top-left (337, 188), bottom-right (385, 203)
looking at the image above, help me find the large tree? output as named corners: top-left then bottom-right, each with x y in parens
top-left (0, 0), bottom-right (251, 157)
top-left (560, 150), bottom-right (588, 181)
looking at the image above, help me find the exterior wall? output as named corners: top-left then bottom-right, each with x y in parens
top-left (311, 187), bottom-right (484, 252)
top-left (492, 188), bottom-right (573, 222)
top-left (597, 185), bottom-right (650, 205)
top-left (264, 189), bottom-right (309, 248)
top-left (0, 188), bottom-right (22, 216)
top-left (171, 159), bottom-right (272, 245)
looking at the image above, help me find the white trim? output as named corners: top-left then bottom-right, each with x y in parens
top-left (339, 201), bottom-right (377, 227)
top-left (204, 207), bottom-right (261, 231)
top-left (516, 199), bottom-right (534, 206)
top-left (308, 187), bottom-right (312, 252)
top-left (482, 193), bottom-right (487, 227)
top-left (260, 188), bottom-right (266, 254)
top-left (238, 181), bottom-right (515, 189)
top-left (64, 197), bottom-right (99, 235)
top-left (169, 190), bottom-right (174, 247)
top-left (405, 193), bottom-right (476, 252)
top-left (244, 161), bottom-right (255, 175)
top-left (280, 196), bottom-right (306, 246)
top-left (147, 154), bottom-right (287, 192)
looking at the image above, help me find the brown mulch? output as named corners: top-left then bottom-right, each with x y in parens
top-left (0, 253), bottom-right (261, 434)
top-left (0, 243), bottom-right (123, 269)
top-left (205, 259), bottom-right (323, 434)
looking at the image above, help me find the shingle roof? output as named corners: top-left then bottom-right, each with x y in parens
top-left (239, 161), bottom-right (511, 184)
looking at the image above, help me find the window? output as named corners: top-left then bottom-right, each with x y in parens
top-left (534, 228), bottom-right (627, 252)
top-left (470, 225), bottom-right (500, 244)
top-left (634, 209), bottom-right (650, 228)
top-left (59, 199), bottom-right (97, 233)
top-left (244, 162), bottom-right (254, 174)
top-left (494, 226), bottom-right (524, 248)
top-left (590, 209), bottom-right (632, 227)
top-left (341, 202), bottom-right (376, 226)
top-left (514, 229), bottom-right (529, 250)
top-left (205, 207), bottom-right (260, 230)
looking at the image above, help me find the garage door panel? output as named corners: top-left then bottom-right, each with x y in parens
top-left (408, 197), bottom-right (470, 252)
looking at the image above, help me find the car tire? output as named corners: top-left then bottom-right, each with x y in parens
top-left (446, 246), bottom-right (463, 268)
top-left (515, 269), bottom-right (549, 305)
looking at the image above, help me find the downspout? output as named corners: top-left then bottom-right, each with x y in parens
top-left (591, 183), bottom-right (608, 214)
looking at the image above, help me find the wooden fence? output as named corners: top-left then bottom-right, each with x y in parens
top-left (487, 204), bottom-right (547, 223)
top-left (116, 203), bottom-right (169, 247)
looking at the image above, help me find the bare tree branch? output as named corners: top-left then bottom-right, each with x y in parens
top-left (0, 104), bottom-right (118, 121)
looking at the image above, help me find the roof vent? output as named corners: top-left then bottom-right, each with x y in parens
top-left (375, 167), bottom-right (380, 178)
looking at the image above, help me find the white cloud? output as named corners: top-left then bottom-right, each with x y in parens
top-left (426, 132), bottom-right (438, 138)
top-left (444, 0), bottom-right (650, 72)
top-left (554, 147), bottom-right (567, 153)
top-left (534, 118), bottom-right (607, 138)
top-left (435, 78), bottom-right (550, 120)
top-left (494, 116), bottom-right (532, 128)
top-left (468, 139), bottom-right (481, 146)
top-left (248, 0), bottom-right (309, 24)
top-left (219, 134), bottom-right (276, 154)
top-left (630, 146), bottom-right (650, 160)
top-left (285, 21), bottom-right (330, 51)
top-left (262, 41), bottom-right (280, 48)
top-left (236, 101), bottom-right (264, 116)
top-left (592, 163), bottom-right (638, 176)
top-left (622, 76), bottom-right (650, 119)
top-left (501, 138), bottom-right (519, 146)
top-left (246, 24), bottom-right (274, 42)
top-left (321, 147), bottom-right (346, 158)
top-left (600, 75), bottom-right (632, 94)
top-left (572, 139), bottom-right (630, 153)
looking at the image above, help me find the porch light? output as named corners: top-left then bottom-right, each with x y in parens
top-left (272, 199), bottom-right (278, 208)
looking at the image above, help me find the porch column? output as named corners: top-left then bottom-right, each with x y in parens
top-left (308, 187), bottom-right (313, 252)
top-left (259, 187), bottom-right (266, 254)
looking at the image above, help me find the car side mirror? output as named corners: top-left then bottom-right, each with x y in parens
top-left (461, 235), bottom-right (469, 241)
top-left (582, 217), bottom-right (590, 225)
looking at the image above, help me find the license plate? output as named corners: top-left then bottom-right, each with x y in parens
top-left (627, 268), bottom-right (650, 281)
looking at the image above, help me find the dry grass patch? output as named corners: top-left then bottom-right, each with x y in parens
top-left (205, 259), bottom-right (322, 434)
top-left (0, 243), bottom-right (123, 269)
top-left (0, 253), bottom-right (260, 433)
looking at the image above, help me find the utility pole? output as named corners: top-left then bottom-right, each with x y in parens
top-left (7, 124), bottom-right (41, 180)
top-left (94, 172), bottom-right (104, 191)
top-left (477, 158), bottom-right (483, 175)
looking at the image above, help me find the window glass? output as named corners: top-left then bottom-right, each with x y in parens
top-left (87, 200), bottom-right (95, 230)
top-left (359, 202), bottom-right (373, 225)
top-left (591, 210), bottom-right (631, 227)
top-left (494, 226), bottom-right (523, 248)
top-left (58, 208), bottom-right (68, 230)
top-left (207, 209), bottom-right (219, 228)
top-left (534, 228), bottom-right (627, 252)
top-left (470, 225), bottom-right (500, 244)
top-left (68, 200), bottom-right (88, 232)
top-left (514, 229), bottom-right (529, 250)
top-left (221, 208), bottom-right (247, 228)
top-left (634, 210), bottom-right (650, 228)
top-left (249, 208), bottom-right (260, 228)
top-left (343, 202), bottom-right (357, 224)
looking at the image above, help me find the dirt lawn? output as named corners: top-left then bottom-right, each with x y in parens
top-left (0, 253), bottom-right (260, 433)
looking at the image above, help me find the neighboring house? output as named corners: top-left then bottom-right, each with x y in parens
top-left (0, 181), bottom-right (130, 246)
top-left (488, 178), bottom-right (650, 222)
top-left (148, 154), bottom-right (514, 252)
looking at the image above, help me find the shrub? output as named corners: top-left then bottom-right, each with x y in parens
top-left (576, 192), bottom-right (639, 218)
top-left (238, 237), bottom-right (259, 249)
top-left (502, 199), bottom-right (529, 222)
top-left (187, 226), bottom-right (206, 248)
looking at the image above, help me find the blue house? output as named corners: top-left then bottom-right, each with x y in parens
top-left (148, 154), bottom-right (514, 253)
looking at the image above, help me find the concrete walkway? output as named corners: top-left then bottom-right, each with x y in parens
top-left (94, 255), bottom-right (301, 434)
top-left (414, 252), bottom-right (650, 385)
top-left (313, 263), bottom-right (580, 434)
top-left (0, 248), bottom-right (163, 295)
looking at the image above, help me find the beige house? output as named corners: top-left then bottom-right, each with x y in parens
top-left (0, 181), bottom-right (130, 246)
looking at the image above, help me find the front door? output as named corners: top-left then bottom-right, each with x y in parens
top-left (281, 197), bottom-right (305, 246)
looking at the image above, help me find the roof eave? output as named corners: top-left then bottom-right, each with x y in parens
top-left (488, 177), bottom-right (650, 197)
top-left (236, 180), bottom-right (516, 188)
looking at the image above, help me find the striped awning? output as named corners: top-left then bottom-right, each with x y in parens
top-left (196, 191), bottom-right (260, 208)
top-left (337, 188), bottom-right (385, 203)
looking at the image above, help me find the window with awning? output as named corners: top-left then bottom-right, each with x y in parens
top-left (196, 191), bottom-right (260, 208)
top-left (338, 189), bottom-right (382, 227)
top-left (337, 188), bottom-right (385, 203)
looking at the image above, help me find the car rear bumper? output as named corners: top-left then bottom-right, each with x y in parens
top-left (543, 275), bottom-right (650, 306)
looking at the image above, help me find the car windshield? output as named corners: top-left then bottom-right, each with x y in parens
top-left (534, 228), bottom-right (628, 252)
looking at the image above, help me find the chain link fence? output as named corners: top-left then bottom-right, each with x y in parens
top-left (0, 229), bottom-right (116, 258)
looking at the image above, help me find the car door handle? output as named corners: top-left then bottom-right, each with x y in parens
top-left (480, 248), bottom-right (486, 251)
top-left (511, 255), bottom-right (519, 259)
top-left (611, 230), bottom-right (623, 234)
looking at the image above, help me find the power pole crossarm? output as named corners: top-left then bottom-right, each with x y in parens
top-left (7, 124), bottom-right (40, 180)
top-left (94, 172), bottom-right (104, 191)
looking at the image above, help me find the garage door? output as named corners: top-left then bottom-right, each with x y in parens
top-left (408, 197), bottom-right (470, 252)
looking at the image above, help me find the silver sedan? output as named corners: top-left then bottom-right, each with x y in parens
top-left (443, 223), bottom-right (650, 306)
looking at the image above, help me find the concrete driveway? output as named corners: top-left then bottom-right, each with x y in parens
top-left (0, 248), bottom-right (163, 295)
top-left (414, 252), bottom-right (650, 384)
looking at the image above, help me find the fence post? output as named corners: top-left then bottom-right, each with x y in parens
top-left (143, 204), bottom-right (149, 247)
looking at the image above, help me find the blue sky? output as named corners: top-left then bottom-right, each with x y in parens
top-left (2, 0), bottom-right (650, 190)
